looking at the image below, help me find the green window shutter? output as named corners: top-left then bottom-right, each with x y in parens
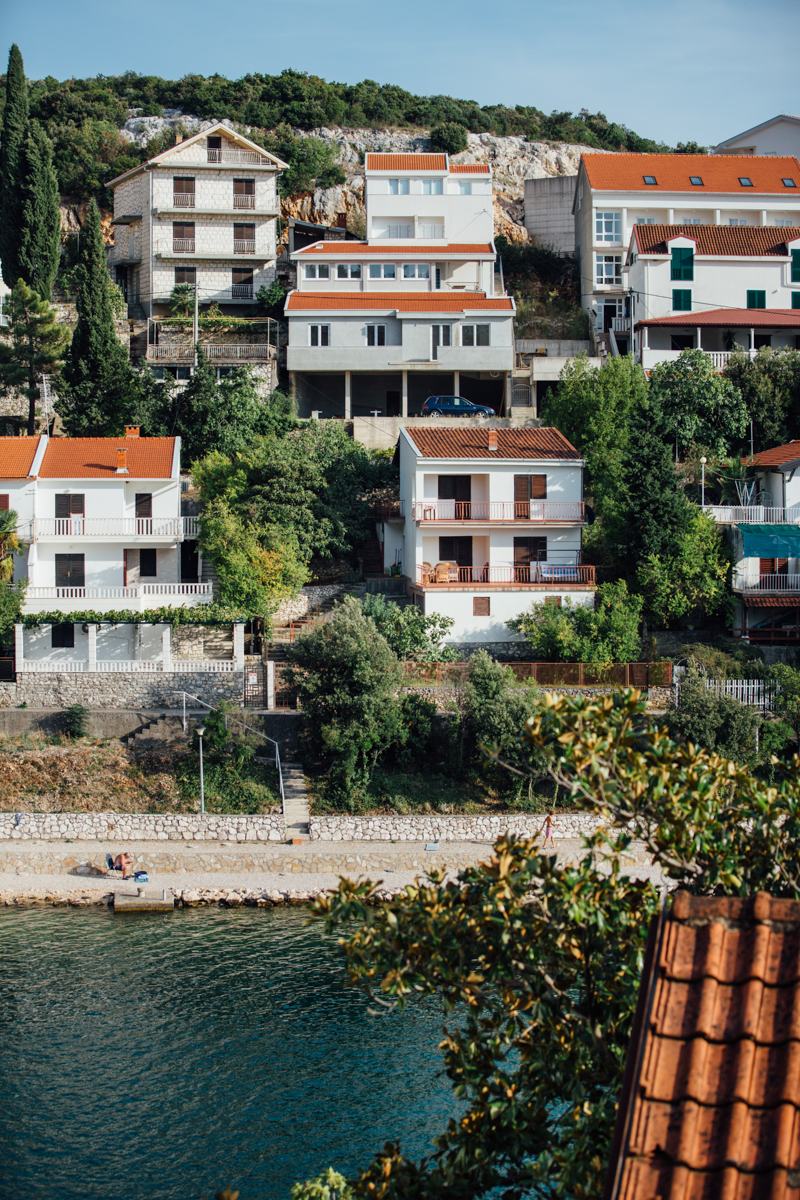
top-left (671, 247), bottom-right (694, 281)
top-left (792, 293), bottom-right (800, 310)
top-left (792, 250), bottom-right (800, 283)
top-left (747, 290), bottom-right (766, 309)
top-left (672, 289), bottom-right (691, 311)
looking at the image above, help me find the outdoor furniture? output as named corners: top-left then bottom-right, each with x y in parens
top-left (434, 561), bottom-right (452, 583)
top-left (421, 561), bottom-right (433, 584)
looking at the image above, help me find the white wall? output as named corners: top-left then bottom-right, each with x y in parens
top-left (30, 545), bottom-right (179, 588)
top-left (424, 589), bottom-right (594, 642)
top-left (715, 119), bottom-right (800, 157)
top-left (22, 622), bottom-right (170, 663)
top-left (628, 247), bottom-right (800, 322)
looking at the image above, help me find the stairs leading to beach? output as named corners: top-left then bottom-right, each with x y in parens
top-left (282, 764), bottom-right (310, 839)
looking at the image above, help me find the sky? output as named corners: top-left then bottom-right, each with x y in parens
top-left (4, 0), bottom-right (799, 148)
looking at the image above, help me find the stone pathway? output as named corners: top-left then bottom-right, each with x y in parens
top-left (282, 764), bottom-right (310, 839)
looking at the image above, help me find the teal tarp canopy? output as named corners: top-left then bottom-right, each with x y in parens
top-left (739, 524), bottom-right (800, 558)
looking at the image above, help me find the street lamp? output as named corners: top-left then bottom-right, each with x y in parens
top-left (196, 724), bottom-right (206, 813)
top-left (700, 456), bottom-right (707, 508)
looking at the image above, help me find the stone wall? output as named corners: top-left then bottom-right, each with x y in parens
top-left (272, 584), bottom-right (344, 624)
top-left (403, 685), bottom-right (673, 711)
top-left (0, 670), bottom-right (243, 710)
top-left (308, 812), bottom-right (603, 842)
top-left (0, 812), bottom-right (283, 842)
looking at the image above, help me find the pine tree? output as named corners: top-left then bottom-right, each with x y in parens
top-left (57, 199), bottom-right (137, 436)
top-left (0, 44), bottom-right (30, 289)
top-left (18, 122), bottom-right (61, 300)
top-left (0, 280), bottom-right (68, 434)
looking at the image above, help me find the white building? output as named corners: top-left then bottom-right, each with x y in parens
top-left (574, 153), bottom-right (800, 351)
top-left (1, 429), bottom-right (210, 615)
top-left (390, 425), bottom-right (594, 647)
top-left (625, 224), bottom-right (800, 368)
top-left (713, 115), bottom-right (800, 158)
top-left (107, 122), bottom-right (287, 318)
top-left (285, 153), bottom-right (515, 418)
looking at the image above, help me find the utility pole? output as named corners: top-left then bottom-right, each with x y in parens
top-left (193, 282), bottom-right (199, 372)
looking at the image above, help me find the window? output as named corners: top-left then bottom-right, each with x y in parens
top-left (671, 246), bottom-right (694, 280)
top-left (458, 181), bottom-right (472, 195)
top-left (643, 175), bottom-right (657, 185)
top-left (595, 211), bottom-right (622, 243)
top-left (55, 554), bottom-right (85, 589)
top-left (754, 334), bottom-right (772, 350)
top-left (309, 324), bottom-right (330, 346)
top-left (368, 263), bottom-right (396, 279)
top-left (595, 255), bottom-right (622, 286)
top-left (739, 177), bottom-right (754, 187)
top-left (729, 218), bottom-right (749, 226)
top-left (747, 290), bottom-right (766, 309)
top-left (403, 263), bottom-right (429, 278)
top-left (231, 268), bottom-right (253, 298)
top-left (774, 220), bottom-right (795, 227)
top-left (303, 263), bottom-right (330, 280)
top-left (422, 179), bottom-right (443, 195)
top-left (418, 223), bottom-right (443, 238)
top-left (175, 366), bottom-right (192, 380)
top-left (139, 549), bottom-right (157, 578)
top-left (544, 596), bottom-right (562, 607)
top-left (461, 324), bottom-right (490, 346)
top-left (672, 289), bottom-right (692, 311)
top-left (233, 223), bottom-right (255, 252)
top-left (51, 622), bottom-right (74, 649)
top-left (514, 537), bottom-right (547, 579)
top-left (366, 324), bottom-right (386, 346)
top-left (514, 475), bottom-right (547, 518)
top-left (431, 324), bottom-right (451, 359)
top-left (636, 217), bottom-right (656, 224)
top-left (438, 537), bottom-right (472, 568)
top-left (172, 221), bottom-right (195, 250)
top-left (173, 177), bottom-right (195, 207)
top-left (55, 494), bottom-right (84, 518)
top-left (473, 597), bottom-right (490, 616)
top-left (388, 178), bottom-right (409, 195)
top-left (690, 176), bottom-right (704, 186)
top-left (793, 294), bottom-right (800, 310)
top-left (174, 266), bottom-right (195, 285)
top-left (792, 250), bottom-right (800, 283)
top-left (386, 224), bottom-right (412, 238)
top-left (783, 178), bottom-right (797, 188)
top-left (0, 495), bottom-right (8, 511)
top-left (233, 179), bottom-right (255, 208)
top-left (671, 335), bottom-right (694, 351)
top-left (135, 493), bottom-right (152, 519)
top-left (683, 218), bottom-right (707, 226)
top-left (336, 263), bottom-right (361, 278)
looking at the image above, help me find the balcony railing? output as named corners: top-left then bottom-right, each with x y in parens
top-left (735, 573), bottom-right (800, 593)
top-left (173, 239), bottom-right (196, 253)
top-left (412, 500), bottom-right (585, 522)
top-left (25, 583), bottom-right (213, 601)
top-left (612, 317), bottom-right (631, 333)
top-left (146, 345), bottom-right (274, 363)
top-left (233, 240), bottom-right (256, 254)
top-left (417, 564), bottom-right (596, 587)
top-left (207, 149), bottom-right (263, 164)
top-left (231, 284), bottom-right (254, 299)
top-left (20, 659), bottom-right (237, 674)
top-left (233, 195), bottom-right (255, 208)
top-left (173, 194), bottom-right (195, 207)
top-left (703, 504), bottom-right (800, 524)
top-left (26, 517), bottom-right (199, 540)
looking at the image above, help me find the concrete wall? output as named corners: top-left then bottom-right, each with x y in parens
top-left (524, 175), bottom-right (577, 254)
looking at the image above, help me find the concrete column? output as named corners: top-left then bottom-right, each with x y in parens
top-left (233, 622), bottom-right (245, 665)
top-left (88, 624), bottom-right (97, 673)
top-left (453, 370), bottom-right (460, 397)
top-left (161, 625), bottom-right (171, 670)
top-left (266, 660), bottom-right (275, 710)
top-left (750, 327), bottom-right (755, 351)
top-left (696, 327), bottom-right (702, 350)
top-left (504, 373), bottom-right (512, 416)
top-left (401, 370), bottom-right (408, 417)
top-left (344, 371), bottom-right (352, 419)
top-left (715, 209), bottom-right (721, 225)
top-left (14, 624), bottom-right (23, 672)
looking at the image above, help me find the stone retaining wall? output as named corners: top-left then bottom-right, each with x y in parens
top-left (0, 812), bottom-right (283, 842)
top-left (307, 812), bottom-right (604, 842)
top-left (272, 584), bottom-right (344, 624)
top-left (0, 670), bottom-right (243, 710)
top-left (404, 685), bottom-right (673, 710)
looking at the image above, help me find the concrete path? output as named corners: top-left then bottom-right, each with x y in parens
top-left (282, 763), bottom-right (310, 838)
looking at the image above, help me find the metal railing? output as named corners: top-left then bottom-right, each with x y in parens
top-left (703, 505), bottom-right (800, 524)
top-left (207, 149), bottom-right (263, 164)
top-left (417, 564), bottom-right (596, 586)
top-left (173, 239), bottom-right (196, 253)
top-left (412, 500), bottom-right (585, 522)
top-left (233, 195), bottom-right (255, 208)
top-left (703, 677), bottom-right (777, 711)
top-left (233, 240), bottom-right (256, 254)
top-left (146, 344), bottom-right (274, 362)
top-left (26, 517), bottom-right (198, 539)
top-left (735, 573), bottom-right (800, 593)
top-left (173, 194), bottom-right (195, 207)
top-left (175, 690), bottom-right (285, 808)
top-left (231, 283), bottom-right (254, 299)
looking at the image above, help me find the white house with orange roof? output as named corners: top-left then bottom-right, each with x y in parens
top-left (574, 153), bottom-right (800, 350)
top-left (285, 152), bottom-right (515, 419)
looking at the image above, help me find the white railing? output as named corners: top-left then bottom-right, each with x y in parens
top-left (233, 195), bottom-right (255, 208)
top-left (233, 240), bottom-right (256, 254)
top-left (141, 583), bottom-right (211, 596)
top-left (612, 317), bottom-right (630, 333)
top-left (412, 500), bottom-right (585, 522)
top-left (173, 239), bottom-right (196, 253)
top-left (207, 149), bottom-right (263, 164)
top-left (20, 658), bottom-right (237, 674)
top-left (735, 573), bottom-right (800, 593)
top-left (29, 517), bottom-right (197, 539)
top-left (703, 505), bottom-right (800, 525)
top-left (25, 583), bottom-right (213, 600)
top-left (173, 194), bottom-right (195, 207)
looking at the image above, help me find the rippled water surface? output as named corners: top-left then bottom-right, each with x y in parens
top-left (0, 907), bottom-right (456, 1200)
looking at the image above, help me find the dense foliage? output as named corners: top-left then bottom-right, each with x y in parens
top-left (722, 347), bottom-right (800, 452)
top-left (178, 702), bottom-right (281, 813)
top-left (648, 347), bottom-right (748, 458)
top-left (360, 593), bottom-right (456, 661)
top-left (508, 580), bottom-right (643, 662)
top-left (0, 45), bottom-right (29, 288)
top-left (0, 279), bottom-right (68, 434)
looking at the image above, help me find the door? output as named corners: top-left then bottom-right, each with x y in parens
top-left (135, 492), bottom-right (152, 534)
top-left (55, 494), bottom-right (84, 534)
top-left (55, 554), bottom-right (85, 591)
top-left (431, 324), bottom-right (451, 360)
top-left (514, 475), bottom-right (547, 518)
top-left (603, 304), bottom-right (616, 332)
top-left (439, 536), bottom-right (472, 581)
top-left (181, 539), bottom-right (200, 582)
top-left (438, 475), bottom-right (471, 519)
top-left (386, 391), bottom-right (400, 417)
top-left (514, 537), bottom-right (547, 582)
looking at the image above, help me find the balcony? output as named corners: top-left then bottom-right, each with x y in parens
top-left (24, 517), bottom-right (199, 542)
top-left (173, 238), bottom-right (195, 253)
top-left (233, 240), bottom-right (256, 254)
top-left (19, 658), bottom-right (237, 674)
top-left (22, 582), bottom-right (213, 614)
top-left (703, 504), bottom-right (800, 524)
top-left (173, 193), bottom-right (195, 208)
top-left (641, 348), bottom-right (756, 370)
top-left (234, 195), bottom-right (255, 209)
top-left (735, 571), bottom-right (800, 594)
top-left (416, 564), bottom-right (596, 587)
top-left (207, 149), bottom-right (263, 164)
top-left (231, 284), bottom-right (253, 300)
top-left (412, 500), bottom-right (585, 523)
top-left (146, 345), bottom-right (274, 363)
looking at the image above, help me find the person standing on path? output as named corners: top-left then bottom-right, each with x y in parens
top-left (542, 813), bottom-right (555, 849)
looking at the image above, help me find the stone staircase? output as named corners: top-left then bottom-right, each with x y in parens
top-left (282, 763), bottom-right (310, 839)
top-left (124, 715), bottom-right (191, 750)
top-left (266, 583), bottom-right (366, 661)
top-left (129, 320), bottom-right (148, 364)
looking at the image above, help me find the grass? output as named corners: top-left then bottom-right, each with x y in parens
top-left (306, 764), bottom-right (558, 816)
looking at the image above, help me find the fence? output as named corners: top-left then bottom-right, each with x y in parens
top-left (702, 677), bottom-right (777, 712)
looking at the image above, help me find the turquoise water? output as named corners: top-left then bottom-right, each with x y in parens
top-left (0, 907), bottom-right (456, 1200)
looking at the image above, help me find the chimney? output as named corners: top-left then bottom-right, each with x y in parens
top-left (125, 426), bottom-right (140, 438)
top-left (174, 130), bottom-right (181, 146)
top-left (116, 448), bottom-right (129, 474)
top-left (336, 213), bottom-right (347, 229)
top-left (487, 429), bottom-right (498, 451)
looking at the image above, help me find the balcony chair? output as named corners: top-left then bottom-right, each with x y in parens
top-left (434, 561), bottom-right (452, 583)
top-left (421, 561), bottom-right (433, 585)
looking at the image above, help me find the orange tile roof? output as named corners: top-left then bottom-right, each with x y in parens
top-left (0, 437), bottom-right (41, 479)
top-left (365, 153), bottom-right (447, 172)
top-left (606, 891), bottom-right (800, 1200)
top-left (749, 440), bottom-right (800, 468)
top-left (636, 308), bottom-right (800, 328)
top-left (407, 427), bottom-right (579, 460)
top-left (745, 596), bottom-right (800, 608)
top-left (633, 224), bottom-right (800, 256)
top-left (39, 438), bottom-right (176, 479)
top-left (286, 291), bottom-right (513, 312)
top-left (450, 163), bottom-right (491, 174)
top-left (583, 152), bottom-right (800, 194)
top-left (294, 242), bottom-right (494, 256)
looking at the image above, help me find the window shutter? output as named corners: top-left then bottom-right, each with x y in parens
top-left (438, 476), bottom-right (455, 500)
top-left (514, 475), bottom-right (530, 518)
top-left (55, 555), bottom-right (71, 587)
top-left (0, 495), bottom-right (8, 511)
top-left (747, 290), bottom-right (766, 309)
top-left (544, 596), bottom-right (562, 607)
top-left (793, 294), bottom-right (800, 310)
top-left (473, 597), bottom-right (490, 616)
top-left (55, 495), bottom-right (70, 519)
top-left (530, 475), bottom-right (547, 500)
top-left (135, 493), bottom-right (153, 519)
top-left (139, 549), bottom-right (158, 577)
top-left (792, 250), bottom-right (800, 284)
top-left (759, 557), bottom-right (775, 576)
top-left (70, 494), bottom-right (85, 516)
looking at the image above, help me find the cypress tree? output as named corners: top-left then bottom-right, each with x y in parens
top-left (18, 122), bottom-right (61, 300)
top-left (57, 199), bottom-right (137, 436)
top-left (0, 44), bottom-right (29, 288)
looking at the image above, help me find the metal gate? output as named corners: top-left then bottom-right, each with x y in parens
top-left (511, 383), bottom-right (532, 407)
top-left (243, 662), bottom-right (266, 707)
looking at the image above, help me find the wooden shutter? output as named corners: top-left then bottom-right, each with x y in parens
top-left (56, 554), bottom-right (84, 588)
top-left (438, 476), bottom-right (455, 501)
top-left (544, 596), bottom-right (562, 607)
top-left (55, 495), bottom-right (71, 518)
top-left (514, 475), bottom-right (530, 519)
top-left (759, 557), bottom-right (775, 578)
top-left (473, 597), bottom-right (490, 616)
top-left (139, 549), bottom-right (158, 577)
top-left (135, 493), bottom-right (153, 518)
top-left (0, 495), bottom-right (8, 511)
top-left (70, 494), bottom-right (84, 515)
top-left (530, 475), bottom-right (547, 500)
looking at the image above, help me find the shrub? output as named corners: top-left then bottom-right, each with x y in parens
top-left (62, 704), bottom-right (89, 739)
top-left (361, 593), bottom-right (457, 661)
top-left (508, 580), bottom-right (643, 663)
top-left (668, 668), bottom-right (761, 764)
top-left (430, 122), bottom-right (468, 154)
top-left (393, 694), bottom-right (437, 767)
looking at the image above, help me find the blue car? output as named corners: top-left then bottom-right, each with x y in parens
top-left (422, 395), bottom-right (495, 418)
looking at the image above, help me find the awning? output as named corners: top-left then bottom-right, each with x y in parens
top-left (739, 524), bottom-right (800, 557)
top-left (745, 597), bottom-right (800, 608)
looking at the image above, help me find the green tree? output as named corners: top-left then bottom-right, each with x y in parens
top-left (508, 579), bottom-right (643, 662)
top-left (361, 593), bottom-right (456, 661)
top-left (459, 650), bottom-right (539, 776)
top-left (430, 122), bottom-right (468, 154)
top-left (0, 45), bottom-right (30, 289)
top-left (0, 579), bottom-right (26, 647)
top-left (648, 347), bottom-right (748, 457)
top-left (723, 347), bottom-right (800, 452)
top-left (0, 507), bottom-right (21, 581)
top-left (0, 280), bottom-right (69, 434)
top-left (17, 122), bottom-right (61, 301)
top-left (667, 666), bottom-right (761, 763)
top-left (284, 596), bottom-right (403, 803)
top-left (635, 509), bottom-right (733, 627)
top-left (57, 199), bottom-right (136, 436)
top-left (199, 498), bottom-right (307, 615)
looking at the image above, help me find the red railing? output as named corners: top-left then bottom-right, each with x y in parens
top-left (417, 564), bottom-right (596, 586)
top-left (412, 500), bottom-right (585, 522)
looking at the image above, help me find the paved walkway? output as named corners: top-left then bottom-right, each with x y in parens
top-left (282, 763), bottom-right (310, 838)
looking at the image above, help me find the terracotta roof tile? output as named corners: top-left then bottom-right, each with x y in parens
top-left (636, 308), bottom-right (800, 329)
top-left (746, 597), bottom-right (800, 608)
top-left (750, 441), bottom-right (800, 468)
top-left (0, 437), bottom-right (41, 479)
top-left (365, 153), bottom-right (447, 171)
top-left (583, 152), bottom-right (800, 194)
top-left (633, 224), bottom-right (800, 257)
top-left (294, 242), bottom-right (494, 256)
top-left (605, 891), bottom-right (800, 1200)
top-left (407, 427), bottom-right (580, 460)
top-left (39, 438), bottom-right (176, 479)
top-left (450, 163), bottom-right (491, 174)
top-left (285, 291), bottom-right (513, 312)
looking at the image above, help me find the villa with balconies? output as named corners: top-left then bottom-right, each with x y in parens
top-left (391, 425), bottom-right (594, 648)
top-left (1, 430), bottom-right (209, 615)
top-left (107, 122), bottom-right (287, 319)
